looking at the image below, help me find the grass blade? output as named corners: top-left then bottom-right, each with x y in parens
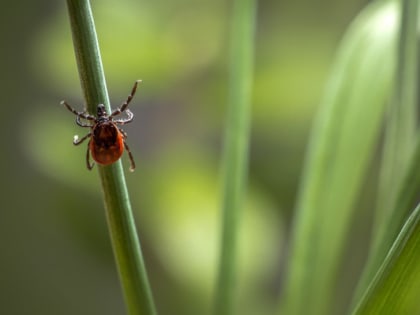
top-left (351, 203), bottom-right (420, 315)
top-left (353, 0), bottom-right (418, 301)
top-left (213, 0), bottom-right (257, 314)
top-left (280, 2), bottom-right (398, 315)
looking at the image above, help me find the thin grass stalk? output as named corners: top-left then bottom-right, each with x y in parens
top-left (213, 0), bottom-right (257, 314)
top-left (65, 1), bottom-right (157, 314)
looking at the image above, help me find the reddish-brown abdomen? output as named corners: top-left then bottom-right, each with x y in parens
top-left (89, 121), bottom-right (124, 165)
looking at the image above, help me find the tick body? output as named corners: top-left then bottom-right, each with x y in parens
top-left (61, 80), bottom-right (141, 172)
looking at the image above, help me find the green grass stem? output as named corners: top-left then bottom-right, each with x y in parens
top-left (213, 0), bottom-right (257, 314)
top-left (65, 1), bottom-right (157, 314)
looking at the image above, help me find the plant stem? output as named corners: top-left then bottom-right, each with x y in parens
top-left (65, 1), bottom-right (157, 314)
top-left (213, 0), bottom-right (257, 314)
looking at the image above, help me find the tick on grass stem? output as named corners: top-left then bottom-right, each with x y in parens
top-left (61, 80), bottom-right (141, 172)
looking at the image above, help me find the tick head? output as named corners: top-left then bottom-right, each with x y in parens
top-left (97, 104), bottom-right (108, 118)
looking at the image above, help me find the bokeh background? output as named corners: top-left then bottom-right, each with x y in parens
top-left (0, 0), bottom-right (371, 314)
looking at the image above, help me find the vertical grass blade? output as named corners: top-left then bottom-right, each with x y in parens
top-left (213, 0), bottom-right (257, 314)
top-left (65, 1), bottom-right (157, 314)
top-left (280, 2), bottom-right (398, 315)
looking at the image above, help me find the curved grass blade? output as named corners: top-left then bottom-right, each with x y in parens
top-left (280, 2), bottom-right (398, 314)
top-left (352, 0), bottom-right (418, 304)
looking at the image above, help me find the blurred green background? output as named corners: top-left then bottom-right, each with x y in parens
top-left (0, 0), bottom-right (370, 314)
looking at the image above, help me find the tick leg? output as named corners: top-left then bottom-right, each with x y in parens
top-left (61, 100), bottom-right (96, 122)
top-left (113, 109), bottom-right (133, 125)
top-left (110, 80), bottom-right (141, 119)
top-left (76, 116), bottom-right (93, 127)
top-left (86, 143), bottom-right (94, 170)
top-left (124, 141), bottom-right (136, 172)
top-left (73, 132), bottom-right (91, 145)
top-left (118, 128), bottom-right (128, 138)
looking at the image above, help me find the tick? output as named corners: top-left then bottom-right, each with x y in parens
top-left (61, 80), bottom-right (141, 172)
